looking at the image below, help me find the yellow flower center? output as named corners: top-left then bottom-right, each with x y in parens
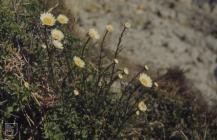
top-left (73, 56), bottom-right (85, 68)
top-left (59, 17), bottom-right (65, 23)
top-left (52, 33), bottom-right (60, 40)
top-left (138, 101), bottom-right (147, 112)
top-left (76, 61), bottom-right (81, 65)
top-left (139, 73), bottom-right (152, 87)
top-left (141, 79), bottom-right (148, 86)
top-left (57, 15), bottom-right (68, 24)
top-left (43, 17), bottom-right (52, 25)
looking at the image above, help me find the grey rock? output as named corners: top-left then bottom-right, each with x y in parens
top-left (63, 0), bottom-right (217, 106)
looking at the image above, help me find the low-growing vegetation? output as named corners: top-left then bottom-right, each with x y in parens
top-left (0, 0), bottom-right (217, 140)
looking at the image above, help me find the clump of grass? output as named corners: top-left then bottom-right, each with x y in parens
top-left (0, 1), bottom-right (156, 139)
top-left (37, 10), bottom-right (155, 139)
top-left (124, 68), bottom-right (217, 139)
top-left (0, 1), bottom-right (217, 140)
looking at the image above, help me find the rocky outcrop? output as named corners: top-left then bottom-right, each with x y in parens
top-left (63, 0), bottom-right (217, 106)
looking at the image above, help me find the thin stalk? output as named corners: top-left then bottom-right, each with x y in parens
top-left (109, 27), bottom-right (126, 83)
top-left (114, 67), bottom-right (146, 116)
top-left (96, 31), bottom-right (108, 87)
top-left (180, 131), bottom-right (189, 140)
top-left (123, 67), bottom-right (146, 94)
top-left (99, 62), bottom-right (113, 77)
top-left (104, 27), bottom-right (126, 95)
top-left (98, 31), bottom-right (108, 70)
top-left (98, 27), bottom-right (128, 122)
top-left (44, 27), bottom-right (56, 89)
top-left (81, 37), bottom-right (91, 58)
top-left (112, 85), bottom-right (141, 129)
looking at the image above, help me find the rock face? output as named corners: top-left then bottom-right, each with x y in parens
top-left (63, 0), bottom-right (217, 106)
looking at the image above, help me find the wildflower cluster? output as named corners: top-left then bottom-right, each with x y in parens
top-left (2, 1), bottom-right (216, 140)
top-left (40, 6), bottom-right (166, 138)
top-left (38, 9), bottom-right (158, 138)
top-left (40, 12), bottom-right (68, 50)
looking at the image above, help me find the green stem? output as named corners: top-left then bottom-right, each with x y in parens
top-left (109, 27), bottom-right (126, 83)
top-left (96, 31), bottom-right (108, 88)
top-left (81, 37), bottom-right (90, 58)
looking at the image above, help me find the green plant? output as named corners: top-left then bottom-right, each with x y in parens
top-left (0, 1), bottom-right (153, 139)
top-left (0, 0), bottom-right (217, 140)
top-left (37, 12), bottom-right (154, 139)
top-left (124, 69), bottom-right (217, 140)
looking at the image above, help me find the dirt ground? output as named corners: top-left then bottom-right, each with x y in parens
top-left (63, 0), bottom-right (217, 106)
